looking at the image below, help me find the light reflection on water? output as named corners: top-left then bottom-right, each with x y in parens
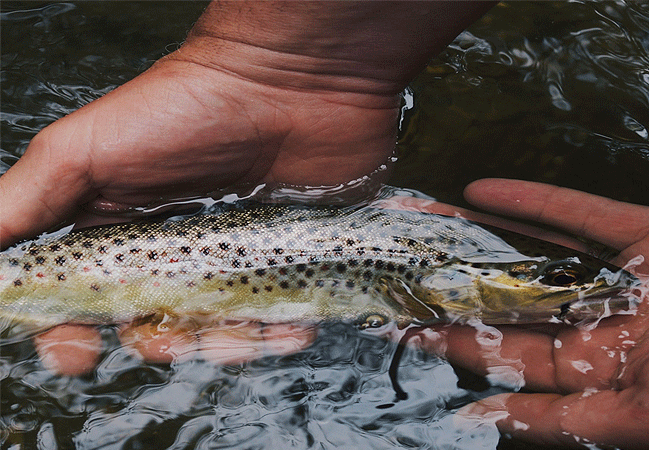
top-left (1, 1), bottom-right (648, 449)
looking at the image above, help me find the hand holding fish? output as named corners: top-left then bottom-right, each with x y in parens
top-left (0, 1), bottom-right (493, 250)
top-left (417, 179), bottom-right (648, 449)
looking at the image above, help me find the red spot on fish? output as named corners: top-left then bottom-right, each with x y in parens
top-left (153, 281), bottom-right (160, 287)
top-left (83, 267), bottom-right (91, 272)
top-left (36, 273), bottom-right (45, 278)
top-left (120, 279), bottom-right (127, 284)
top-left (169, 257), bottom-right (179, 263)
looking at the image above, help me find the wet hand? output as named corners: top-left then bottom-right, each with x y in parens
top-left (416, 179), bottom-right (648, 449)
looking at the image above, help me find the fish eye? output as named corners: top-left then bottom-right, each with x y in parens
top-left (542, 263), bottom-right (585, 287)
top-left (358, 314), bottom-right (387, 330)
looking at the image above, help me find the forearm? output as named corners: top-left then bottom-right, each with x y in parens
top-left (172, 1), bottom-right (495, 95)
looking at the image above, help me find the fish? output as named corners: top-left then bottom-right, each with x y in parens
top-left (0, 204), bottom-right (639, 329)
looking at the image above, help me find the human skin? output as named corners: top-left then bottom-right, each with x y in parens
top-left (414, 179), bottom-right (648, 450)
top-left (29, 178), bottom-right (649, 450)
top-left (2, 1), bottom-right (646, 448)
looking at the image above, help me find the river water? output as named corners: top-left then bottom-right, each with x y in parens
top-left (1, 2), bottom-right (647, 449)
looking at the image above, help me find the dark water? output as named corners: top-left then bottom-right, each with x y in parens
top-left (1, 2), bottom-right (648, 450)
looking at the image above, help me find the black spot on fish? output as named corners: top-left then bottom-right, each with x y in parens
top-left (255, 268), bottom-right (266, 277)
top-left (166, 272), bottom-right (175, 278)
top-left (226, 280), bottom-right (234, 287)
top-left (55, 256), bottom-right (66, 265)
top-left (147, 251), bottom-right (158, 260)
top-left (240, 276), bottom-right (249, 284)
top-left (151, 269), bottom-right (159, 276)
top-left (397, 265), bottom-right (406, 274)
top-left (98, 246), bottom-right (107, 254)
top-left (285, 255), bottom-right (294, 264)
top-left (348, 259), bottom-right (358, 267)
top-left (201, 247), bottom-right (211, 255)
top-left (35, 256), bottom-right (46, 265)
top-left (219, 242), bottom-right (230, 251)
top-left (13, 279), bottom-right (22, 287)
top-left (405, 272), bottom-right (414, 281)
top-left (363, 270), bottom-right (373, 281)
top-left (72, 252), bottom-right (83, 260)
top-left (321, 264), bottom-right (330, 271)
top-left (357, 249), bottom-right (365, 256)
top-left (371, 247), bottom-right (382, 252)
top-left (28, 248), bottom-right (39, 256)
top-left (385, 263), bottom-right (395, 272)
top-left (8, 258), bottom-right (18, 266)
top-left (361, 286), bottom-right (368, 294)
top-left (375, 260), bottom-right (384, 269)
top-left (176, 230), bottom-right (187, 237)
top-left (279, 267), bottom-right (288, 276)
top-left (252, 287), bottom-right (259, 294)
top-left (113, 238), bottom-right (124, 246)
top-left (264, 285), bottom-right (273, 292)
top-left (237, 247), bottom-right (247, 257)
top-left (90, 284), bottom-right (100, 292)
top-left (363, 259), bottom-right (373, 267)
top-left (273, 248), bottom-right (284, 255)
top-left (297, 279), bottom-right (307, 288)
top-left (49, 244), bottom-right (61, 252)
top-left (23, 263), bottom-right (32, 271)
top-left (333, 245), bottom-right (343, 255)
top-left (204, 272), bottom-right (213, 280)
top-left (115, 254), bottom-right (124, 263)
top-left (408, 257), bottom-right (418, 266)
top-left (82, 241), bottom-right (93, 249)
top-left (57, 274), bottom-right (66, 281)
top-left (315, 280), bottom-right (324, 287)
top-left (279, 281), bottom-right (289, 289)
top-left (296, 264), bottom-right (306, 272)
top-left (244, 261), bottom-right (253, 268)
top-left (232, 260), bottom-right (241, 268)
top-left (130, 248), bottom-right (142, 254)
top-left (346, 280), bottom-right (354, 289)
top-left (186, 281), bottom-right (196, 288)
top-left (305, 268), bottom-right (315, 278)
top-left (267, 258), bottom-right (277, 266)
top-left (346, 239), bottom-right (355, 246)
top-left (336, 263), bottom-right (347, 273)
top-left (180, 246), bottom-right (192, 255)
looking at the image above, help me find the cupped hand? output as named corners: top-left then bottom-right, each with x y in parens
top-left (414, 179), bottom-right (648, 449)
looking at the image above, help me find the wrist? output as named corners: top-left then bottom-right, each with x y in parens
top-left (169, 1), bottom-right (494, 96)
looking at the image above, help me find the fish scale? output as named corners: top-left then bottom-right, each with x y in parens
top-left (0, 205), bottom-right (637, 327)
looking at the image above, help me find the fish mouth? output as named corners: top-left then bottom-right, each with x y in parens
top-left (555, 273), bottom-right (644, 323)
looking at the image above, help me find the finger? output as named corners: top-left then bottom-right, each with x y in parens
top-left (455, 388), bottom-right (648, 449)
top-left (33, 324), bottom-right (103, 376)
top-left (0, 122), bottom-right (95, 250)
top-left (377, 196), bottom-right (592, 253)
top-left (119, 316), bottom-right (201, 364)
top-left (418, 325), bottom-right (559, 392)
top-left (463, 178), bottom-right (648, 252)
top-left (197, 321), bottom-right (316, 365)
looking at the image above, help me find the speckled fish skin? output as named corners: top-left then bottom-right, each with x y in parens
top-left (0, 205), bottom-right (638, 327)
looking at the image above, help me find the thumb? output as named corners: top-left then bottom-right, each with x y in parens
top-left (0, 122), bottom-right (94, 249)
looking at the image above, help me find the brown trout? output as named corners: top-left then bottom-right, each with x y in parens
top-left (0, 205), bottom-right (638, 328)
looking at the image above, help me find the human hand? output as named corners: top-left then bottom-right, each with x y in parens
top-left (412, 178), bottom-right (648, 449)
top-left (0, 0), bottom-right (493, 249)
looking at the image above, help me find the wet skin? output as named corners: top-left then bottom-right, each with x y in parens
top-left (0, 1), bottom-right (645, 447)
